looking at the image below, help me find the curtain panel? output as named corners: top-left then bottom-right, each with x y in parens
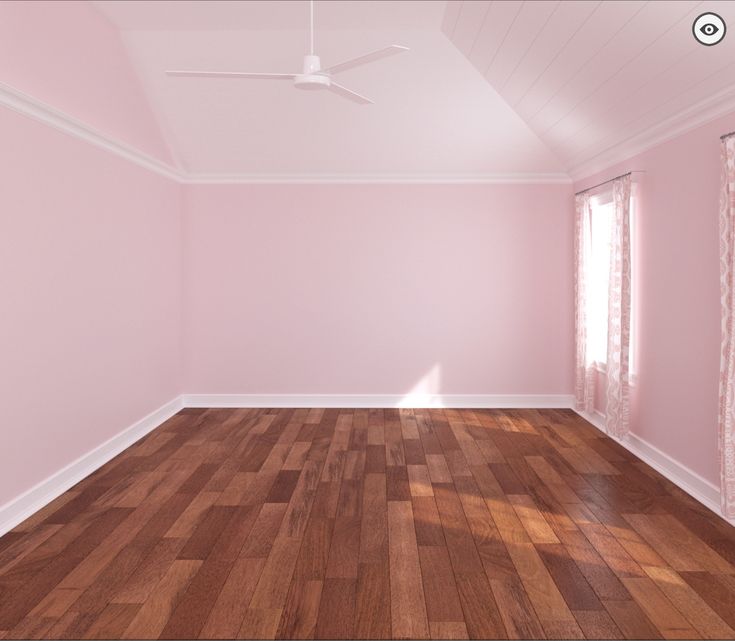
top-left (606, 174), bottom-right (632, 438)
top-left (575, 175), bottom-right (632, 439)
top-left (574, 192), bottom-right (595, 413)
top-left (719, 134), bottom-right (735, 519)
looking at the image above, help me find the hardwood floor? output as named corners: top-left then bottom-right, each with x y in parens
top-left (2, 407), bottom-right (735, 639)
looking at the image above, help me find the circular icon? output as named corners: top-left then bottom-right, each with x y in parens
top-left (692, 12), bottom-right (726, 46)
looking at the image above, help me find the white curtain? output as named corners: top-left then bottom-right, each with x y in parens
top-left (605, 174), bottom-right (632, 438)
top-left (719, 134), bottom-right (735, 519)
top-left (574, 192), bottom-right (596, 413)
top-left (575, 175), bottom-right (632, 438)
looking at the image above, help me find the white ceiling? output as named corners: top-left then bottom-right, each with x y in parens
top-left (443, 0), bottom-right (735, 175)
top-left (93, 0), bottom-right (735, 179)
top-left (93, 0), bottom-right (566, 178)
top-left (94, 1), bottom-right (446, 31)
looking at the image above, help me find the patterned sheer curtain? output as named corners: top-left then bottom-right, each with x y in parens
top-left (574, 193), bottom-right (595, 412)
top-left (575, 175), bottom-right (632, 438)
top-left (719, 134), bottom-right (735, 518)
top-left (606, 175), bottom-right (632, 438)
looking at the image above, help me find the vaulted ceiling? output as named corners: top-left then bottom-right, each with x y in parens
top-left (93, 0), bottom-right (564, 179)
top-left (90, 0), bottom-right (735, 180)
top-left (443, 0), bottom-right (735, 176)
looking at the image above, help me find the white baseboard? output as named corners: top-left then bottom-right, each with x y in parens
top-left (182, 393), bottom-right (575, 409)
top-left (0, 396), bottom-right (184, 536)
top-left (0, 392), bottom-right (570, 537)
top-left (2, 395), bottom-right (731, 537)
top-left (573, 409), bottom-right (733, 526)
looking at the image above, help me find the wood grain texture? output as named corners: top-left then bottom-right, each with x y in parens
top-left (388, 500), bottom-right (429, 639)
top-left (2, 408), bottom-right (735, 639)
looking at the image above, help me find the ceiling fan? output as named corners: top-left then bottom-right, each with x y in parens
top-left (165, 0), bottom-right (409, 104)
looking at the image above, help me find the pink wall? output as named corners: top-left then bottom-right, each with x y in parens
top-left (0, 1), bottom-right (172, 164)
top-left (182, 184), bottom-right (574, 396)
top-left (575, 111), bottom-right (735, 487)
top-left (0, 107), bottom-right (182, 506)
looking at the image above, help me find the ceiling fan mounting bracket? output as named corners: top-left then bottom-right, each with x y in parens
top-left (302, 54), bottom-right (322, 74)
top-left (294, 54), bottom-right (330, 90)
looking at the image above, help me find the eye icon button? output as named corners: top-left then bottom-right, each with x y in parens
top-left (700, 23), bottom-right (719, 36)
top-left (693, 12), bottom-right (726, 45)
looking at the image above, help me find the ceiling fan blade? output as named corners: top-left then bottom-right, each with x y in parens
top-left (323, 45), bottom-right (409, 75)
top-left (328, 82), bottom-right (373, 104)
top-left (165, 70), bottom-right (298, 79)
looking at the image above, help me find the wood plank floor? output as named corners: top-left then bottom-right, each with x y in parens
top-left (2, 408), bottom-right (735, 639)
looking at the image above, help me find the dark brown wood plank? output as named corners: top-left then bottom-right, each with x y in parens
top-left (1, 408), bottom-right (733, 640)
top-left (354, 562), bottom-right (391, 639)
top-left (536, 543), bottom-right (602, 611)
top-left (200, 557), bottom-right (266, 639)
top-left (388, 500), bottom-right (429, 639)
top-left (276, 577), bottom-right (323, 639)
top-left (315, 577), bottom-right (356, 640)
top-left (418, 546), bottom-right (464, 625)
top-left (158, 560), bottom-right (231, 639)
top-left (121, 559), bottom-right (201, 639)
top-left (603, 599), bottom-right (663, 640)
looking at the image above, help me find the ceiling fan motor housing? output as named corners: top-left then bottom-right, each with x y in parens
top-left (294, 54), bottom-right (330, 90)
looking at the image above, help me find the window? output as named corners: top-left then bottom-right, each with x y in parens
top-left (585, 189), bottom-right (636, 378)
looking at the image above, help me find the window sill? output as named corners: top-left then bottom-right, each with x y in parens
top-left (592, 361), bottom-right (638, 387)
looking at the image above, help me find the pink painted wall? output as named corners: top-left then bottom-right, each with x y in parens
top-left (0, 1), bottom-right (172, 164)
top-left (0, 107), bottom-right (182, 506)
top-left (575, 111), bottom-right (735, 487)
top-left (182, 184), bottom-right (574, 396)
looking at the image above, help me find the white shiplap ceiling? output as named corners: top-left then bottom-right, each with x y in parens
top-left (442, 0), bottom-right (735, 177)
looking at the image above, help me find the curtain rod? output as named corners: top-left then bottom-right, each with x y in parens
top-left (574, 170), bottom-right (645, 196)
top-left (722, 131), bottom-right (735, 140)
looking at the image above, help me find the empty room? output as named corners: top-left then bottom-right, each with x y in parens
top-left (3, 0), bottom-right (735, 639)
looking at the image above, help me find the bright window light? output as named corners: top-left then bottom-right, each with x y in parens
top-left (585, 198), bottom-right (612, 367)
top-left (585, 192), bottom-right (636, 377)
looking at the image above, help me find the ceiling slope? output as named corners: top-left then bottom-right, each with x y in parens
top-left (442, 0), bottom-right (735, 178)
top-left (0, 0), bottom-right (174, 165)
top-left (92, 0), bottom-right (568, 180)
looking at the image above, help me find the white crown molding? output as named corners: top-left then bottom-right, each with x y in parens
top-left (182, 173), bottom-right (573, 185)
top-left (5, 75), bottom-right (735, 187)
top-left (568, 83), bottom-right (735, 181)
top-left (0, 82), bottom-right (571, 185)
top-left (182, 393), bottom-right (575, 408)
top-left (574, 409), bottom-right (733, 526)
top-left (0, 396), bottom-right (183, 536)
top-left (0, 82), bottom-right (184, 182)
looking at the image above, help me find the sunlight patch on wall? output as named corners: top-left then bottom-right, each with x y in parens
top-left (397, 363), bottom-right (442, 407)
